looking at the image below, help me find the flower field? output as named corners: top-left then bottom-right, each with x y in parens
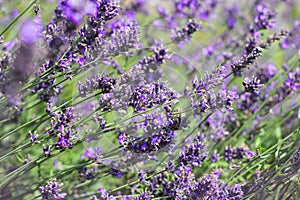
top-left (0, 0), bottom-right (299, 199)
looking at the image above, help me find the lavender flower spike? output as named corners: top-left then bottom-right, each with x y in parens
top-left (40, 179), bottom-right (67, 200)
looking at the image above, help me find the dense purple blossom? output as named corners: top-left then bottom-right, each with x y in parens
top-left (189, 66), bottom-right (239, 115)
top-left (95, 188), bottom-right (116, 200)
top-left (174, 0), bottom-right (218, 20)
top-left (188, 66), bottom-right (225, 115)
top-left (191, 173), bottom-right (221, 199)
top-left (128, 81), bottom-right (177, 112)
top-left (134, 192), bottom-right (152, 200)
top-left (254, 3), bottom-right (276, 30)
top-left (78, 74), bottom-right (116, 97)
top-left (266, 67), bottom-right (300, 106)
top-left (237, 92), bottom-right (260, 114)
top-left (20, 18), bottom-right (42, 44)
top-left (63, 0), bottom-right (97, 25)
top-left (168, 164), bottom-right (196, 199)
top-left (243, 76), bottom-right (263, 95)
top-left (171, 19), bottom-right (201, 44)
top-left (118, 128), bottom-right (175, 154)
top-left (210, 111), bottom-right (230, 137)
top-left (224, 146), bottom-right (255, 162)
top-left (190, 173), bottom-right (244, 199)
top-left (110, 168), bottom-right (124, 178)
top-left (231, 47), bottom-right (263, 76)
top-left (99, 45), bottom-right (172, 112)
top-left (39, 179), bottom-right (67, 200)
top-left (227, 184), bottom-right (244, 200)
top-left (82, 19), bottom-right (141, 62)
top-left (44, 104), bottom-right (77, 152)
top-left (179, 135), bottom-right (207, 167)
top-left (291, 148), bottom-right (300, 168)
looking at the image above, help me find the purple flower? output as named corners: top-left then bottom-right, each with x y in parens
top-left (231, 47), bottom-right (263, 76)
top-left (20, 19), bottom-right (41, 44)
top-left (40, 179), bottom-right (67, 200)
top-left (129, 81), bottom-right (177, 112)
top-left (211, 150), bottom-right (219, 162)
top-left (110, 168), bottom-right (124, 178)
top-left (224, 146), bottom-right (255, 162)
top-left (29, 131), bottom-right (40, 144)
top-left (291, 148), bottom-right (300, 168)
top-left (189, 65), bottom-right (238, 115)
top-left (254, 3), bottom-right (276, 30)
top-left (78, 75), bottom-right (116, 97)
top-left (243, 76), bottom-right (263, 95)
top-left (43, 145), bottom-right (52, 157)
top-left (171, 19), bottom-right (201, 44)
top-left (179, 135), bottom-right (207, 167)
top-left (63, 0), bottom-right (97, 25)
top-left (96, 188), bottom-right (116, 200)
top-left (82, 146), bottom-right (102, 161)
top-left (134, 192), bottom-right (152, 200)
top-left (226, 184), bottom-right (244, 200)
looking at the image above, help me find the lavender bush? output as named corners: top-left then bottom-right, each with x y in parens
top-left (0, 0), bottom-right (299, 199)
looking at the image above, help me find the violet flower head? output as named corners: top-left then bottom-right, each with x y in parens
top-left (46, 105), bottom-right (77, 151)
top-left (191, 173), bottom-right (221, 199)
top-left (129, 81), bottom-right (177, 112)
top-left (243, 76), bottom-right (263, 95)
top-left (171, 19), bottom-right (201, 44)
top-left (96, 188), bottom-right (116, 200)
top-left (273, 67), bottom-right (300, 103)
top-left (20, 19), bottom-right (42, 44)
top-left (179, 135), bottom-right (208, 167)
top-left (78, 74), bottom-right (116, 97)
top-left (110, 168), bottom-right (124, 178)
top-left (96, 0), bottom-right (121, 22)
top-left (43, 145), bottom-right (52, 157)
top-left (189, 66), bottom-right (238, 115)
top-left (29, 131), bottom-right (40, 144)
top-left (231, 47), bottom-right (263, 76)
top-left (85, 19), bottom-right (141, 62)
top-left (110, 19), bottom-right (141, 55)
top-left (170, 164), bottom-right (196, 199)
top-left (62, 0), bottom-right (97, 25)
top-left (224, 146), bottom-right (255, 162)
top-left (254, 3), bottom-right (276, 30)
top-left (82, 146), bottom-right (102, 161)
top-left (291, 148), bottom-right (300, 168)
top-left (284, 67), bottom-right (300, 91)
top-left (174, 0), bottom-right (218, 21)
top-left (40, 179), bottom-right (67, 200)
top-left (211, 150), bottom-right (218, 162)
top-left (226, 184), bottom-right (244, 200)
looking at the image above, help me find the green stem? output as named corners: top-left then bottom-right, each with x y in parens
top-left (0, 0), bottom-right (38, 36)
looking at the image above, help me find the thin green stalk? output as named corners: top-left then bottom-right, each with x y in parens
top-left (0, 0), bottom-right (38, 36)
